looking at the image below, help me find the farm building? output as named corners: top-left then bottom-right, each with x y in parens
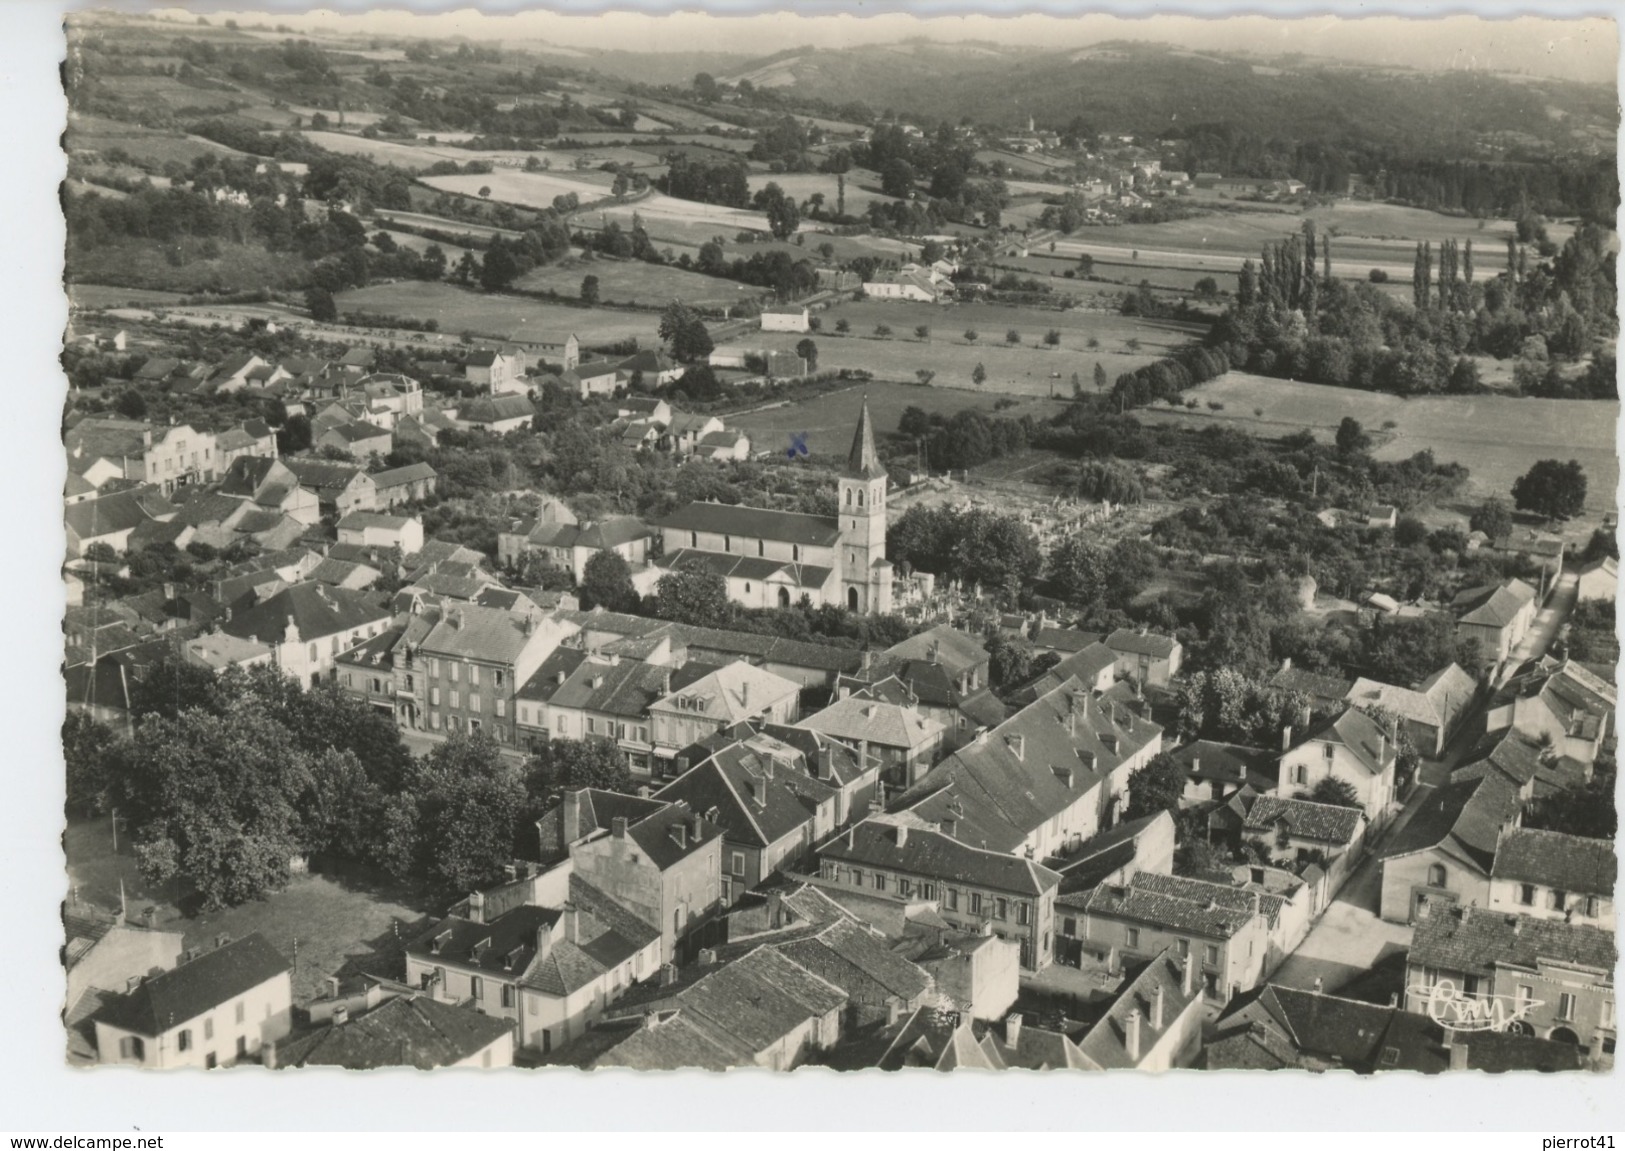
top-left (761, 305), bottom-right (810, 333)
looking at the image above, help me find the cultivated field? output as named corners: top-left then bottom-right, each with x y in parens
top-left (68, 284), bottom-right (188, 310)
top-left (514, 259), bottom-right (760, 309)
top-left (729, 380), bottom-right (1068, 460)
top-left (1139, 372), bottom-right (1619, 534)
top-left (722, 301), bottom-right (1201, 395)
top-left (334, 281), bottom-right (662, 345)
top-left (590, 193), bottom-right (774, 241)
top-left (421, 169), bottom-right (613, 206)
top-left (66, 114), bottom-right (244, 168)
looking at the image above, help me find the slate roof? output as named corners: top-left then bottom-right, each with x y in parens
top-left (459, 395), bottom-right (535, 424)
top-left (1054, 811), bottom-right (1174, 895)
top-left (419, 603), bottom-right (552, 665)
top-left (1292, 707), bottom-right (1397, 775)
top-left (1408, 906), bottom-right (1617, 976)
top-left (551, 657), bottom-right (673, 720)
top-left (796, 694), bottom-right (945, 752)
top-left (275, 994), bottom-right (512, 1069)
top-left (1453, 580), bottom-right (1537, 629)
top-left (884, 625), bottom-right (989, 676)
top-left (1105, 627), bottom-right (1180, 659)
top-left (283, 458), bottom-right (368, 495)
top-left (654, 742), bottom-right (835, 850)
top-left (1491, 828), bottom-right (1616, 896)
top-left (1243, 796), bottom-right (1364, 846)
top-left (1075, 949), bottom-right (1199, 1069)
top-left (93, 934), bottom-right (289, 1037)
top-left (1380, 773), bottom-right (1521, 873)
top-left (370, 462), bottom-right (438, 489)
top-left (1171, 740), bottom-right (1277, 793)
top-left (1083, 872), bottom-right (1266, 939)
top-left (821, 819), bottom-right (1062, 897)
top-left (895, 678), bottom-right (1162, 853)
top-left (1270, 663), bottom-right (1354, 705)
top-left (65, 491), bottom-right (150, 540)
top-left (220, 582), bottom-right (390, 645)
top-left (515, 647), bottom-right (590, 705)
top-left (657, 500), bottom-right (842, 548)
top-left (1031, 627), bottom-right (1102, 654)
top-left (845, 397), bottom-right (888, 481)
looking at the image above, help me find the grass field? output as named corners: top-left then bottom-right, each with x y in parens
top-left (723, 302), bottom-right (1201, 395)
top-left (515, 259), bottom-right (758, 308)
top-left (335, 281), bottom-right (662, 345)
top-left (745, 170), bottom-right (901, 217)
top-left (69, 283), bottom-right (188, 310)
top-left (589, 193), bottom-right (774, 242)
top-left (421, 169), bottom-right (613, 206)
top-left (729, 381), bottom-right (1069, 460)
top-left (67, 115), bottom-right (245, 169)
top-left (65, 817), bottom-right (434, 1003)
top-left (1138, 372), bottom-right (1619, 534)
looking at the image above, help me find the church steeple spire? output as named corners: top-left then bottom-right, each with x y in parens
top-left (845, 396), bottom-right (887, 480)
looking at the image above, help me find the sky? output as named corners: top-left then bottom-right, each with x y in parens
top-left (140, 5), bottom-right (1620, 85)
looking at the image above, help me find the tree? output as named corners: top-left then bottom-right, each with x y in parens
top-left (914, 325), bottom-right (931, 340)
top-left (659, 301), bottom-right (714, 363)
top-left (1512, 459), bottom-right (1588, 521)
top-left (971, 362), bottom-right (987, 388)
top-left (1469, 498), bottom-right (1513, 541)
top-left (1093, 362), bottom-right (1107, 392)
top-left (305, 286), bottom-right (338, 322)
top-left (1521, 766), bottom-right (1616, 839)
top-left (1125, 752), bottom-right (1185, 821)
top-left (879, 157), bottom-right (914, 198)
top-left (692, 72), bottom-right (719, 102)
top-left (64, 713), bottom-right (118, 817)
top-left (480, 240), bottom-right (522, 291)
top-left (1301, 776), bottom-right (1360, 809)
top-left (579, 274), bottom-right (600, 305)
top-left (795, 338), bottom-right (818, 372)
top-left (963, 329), bottom-right (978, 344)
top-left (580, 550), bottom-right (638, 612)
top-left (653, 568), bottom-right (731, 627)
top-left (1044, 329), bottom-right (1061, 347)
top-left (526, 737), bottom-right (633, 804)
top-left (1335, 416), bottom-right (1370, 458)
top-left (757, 182), bottom-right (800, 241)
top-left (409, 732), bottom-right (526, 894)
top-left (113, 390), bottom-right (148, 420)
top-left (984, 633), bottom-right (1033, 689)
top-left (1005, 328), bottom-right (1021, 345)
top-left (835, 318), bottom-right (851, 335)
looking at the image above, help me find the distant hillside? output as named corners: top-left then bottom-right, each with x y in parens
top-left (716, 39), bottom-right (1618, 155)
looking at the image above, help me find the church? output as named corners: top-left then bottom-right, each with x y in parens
top-left (652, 400), bottom-right (896, 614)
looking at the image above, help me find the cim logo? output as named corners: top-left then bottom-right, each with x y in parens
top-left (1410, 978), bottom-right (1544, 1033)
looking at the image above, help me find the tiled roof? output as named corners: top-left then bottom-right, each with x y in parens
top-left (370, 462), bottom-right (437, 488)
top-left (419, 603), bottom-right (558, 665)
top-left (276, 994), bottom-right (511, 1069)
top-left (1105, 627), bottom-right (1180, 659)
top-left (673, 625), bottom-right (864, 675)
top-left (284, 458), bottom-right (368, 494)
top-left (656, 501), bottom-right (841, 548)
top-left (1453, 580), bottom-right (1537, 629)
top-left (1270, 663), bottom-right (1354, 703)
top-left (821, 818), bottom-right (1061, 897)
top-left (1131, 871), bottom-right (1286, 930)
top-left (796, 695), bottom-right (945, 752)
top-left (220, 582), bottom-right (390, 645)
top-left (1075, 949), bottom-right (1200, 1069)
top-left (1292, 707), bottom-right (1396, 776)
top-left (551, 657), bottom-right (672, 719)
top-left (1382, 773), bottom-right (1521, 873)
top-left (1491, 828), bottom-right (1616, 896)
top-left (1408, 907), bottom-right (1617, 976)
top-left (1084, 873), bottom-right (1263, 939)
top-left (651, 660), bottom-right (801, 726)
top-left (65, 491), bottom-right (151, 539)
top-left (93, 934), bottom-right (289, 1037)
top-left (655, 742), bottom-right (835, 850)
top-left (459, 395), bottom-right (536, 424)
top-left (1243, 796), bottom-right (1364, 846)
top-left (1171, 740), bottom-right (1277, 792)
top-left (1346, 663), bottom-right (1476, 729)
top-left (884, 625), bottom-right (989, 675)
top-left (1031, 627), bottom-right (1102, 653)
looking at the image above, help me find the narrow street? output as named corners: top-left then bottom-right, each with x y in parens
top-left (1506, 569), bottom-right (1579, 680)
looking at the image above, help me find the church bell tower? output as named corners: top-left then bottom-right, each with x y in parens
top-left (838, 398), bottom-right (893, 615)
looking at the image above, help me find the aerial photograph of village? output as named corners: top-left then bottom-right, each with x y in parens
top-left (55, 6), bottom-right (1618, 1076)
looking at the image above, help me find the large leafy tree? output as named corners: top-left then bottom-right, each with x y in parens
top-left (64, 712), bottom-right (118, 817)
top-left (408, 732), bottom-right (526, 895)
top-left (659, 301), bottom-right (715, 364)
top-left (1512, 458), bottom-right (1588, 521)
top-left (526, 737), bottom-right (633, 806)
top-left (580, 550), bottom-right (638, 612)
top-left (653, 568), bottom-right (731, 628)
top-left (1125, 752), bottom-right (1186, 821)
top-left (1300, 776), bottom-right (1361, 809)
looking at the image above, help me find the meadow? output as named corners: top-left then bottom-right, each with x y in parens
top-left (1138, 372), bottom-right (1619, 532)
top-left (722, 301), bottom-right (1201, 394)
top-left (728, 380), bottom-right (1068, 460)
top-left (745, 170), bottom-right (901, 217)
top-left (421, 169), bottom-right (614, 206)
top-left (334, 281), bottom-right (662, 346)
top-left (69, 284), bottom-right (188, 310)
top-left (515, 259), bottom-right (759, 309)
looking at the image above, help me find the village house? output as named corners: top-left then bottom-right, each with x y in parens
top-left (794, 694), bottom-right (947, 790)
top-left (1405, 906), bottom-right (1615, 1063)
top-left (1104, 628), bottom-right (1183, 687)
top-left (508, 517), bottom-right (656, 585)
top-left (544, 656), bottom-right (675, 775)
top-left (1452, 579), bottom-right (1539, 666)
top-left (818, 817), bottom-right (1063, 972)
top-left (1173, 740), bottom-right (1276, 808)
top-left (760, 305), bottom-right (811, 333)
top-left (1378, 771), bottom-right (1524, 924)
top-left (1277, 708), bottom-right (1400, 829)
top-left (464, 348), bottom-right (527, 395)
top-left (1241, 796), bottom-right (1366, 873)
top-left (1344, 663), bottom-right (1478, 758)
top-left (63, 914), bottom-right (186, 1046)
top-left (316, 420), bottom-right (393, 460)
top-left (1485, 657), bottom-right (1615, 768)
top-left (1486, 827), bottom-right (1616, 930)
top-left (269, 993), bottom-right (515, 1070)
top-left (414, 602), bottom-right (578, 745)
top-left (283, 459), bottom-right (379, 517)
top-left (1269, 657), bottom-right (1354, 711)
top-left (655, 738), bottom-right (839, 904)
top-left (218, 582), bottom-right (394, 687)
top-left (695, 428), bottom-right (753, 462)
top-left (895, 679), bottom-right (1164, 861)
top-left (648, 660), bottom-right (802, 760)
top-left (369, 461), bottom-right (438, 508)
top-left (1073, 948), bottom-right (1206, 1071)
top-left (64, 490), bottom-right (154, 558)
top-left (615, 348), bottom-right (684, 387)
top-left (1576, 555), bottom-right (1617, 603)
top-left (143, 423), bottom-right (218, 495)
top-left (216, 457), bottom-right (320, 525)
top-left (65, 416), bottom-right (151, 486)
top-left (545, 789), bottom-right (726, 965)
top-left (653, 401), bottom-right (896, 614)
top-left (456, 394), bottom-right (536, 434)
top-left (336, 511), bottom-right (425, 557)
top-left (213, 419), bottom-right (279, 472)
top-left (92, 934), bottom-right (293, 1069)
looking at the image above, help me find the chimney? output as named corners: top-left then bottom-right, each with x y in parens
top-left (555, 670), bottom-right (566, 687)
top-left (690, 814), bottom-right (703, 842)
top-left (1005, 1012), bottom-right (1024, 1049)
top-left (1449, 1036), bottom-right (1470, 1072)
top-left (741, 680), bottom-right (750, 710)
top-left (1378, 734), bottom-right (1388, 764)
top-left (535, 924), bottom-right (553, 962)
top-left (1151, 984), bottom-right (1165, 1031)
top-left (1281, 725), bottom-right (1293, 753)
top-left (887, 999), bottom-right (906, 1025)
top-left (817, 747), bottom-right (833, 780)
top-left (325, 975), bottom-right (340, 1000)
top-left (697, 947), bottom-right (718, 966)
top-left (894, 822), bottom-right (909, 847)
top-left (468, 890), bottom-right (485, 924)
top-left (1313, 976), bottom-right (1323, 993)
top-left (331, 1005), bottom-right (349, 1027)
top-left (1191, 754), bottom-right (1200, 775)
top-left (1182, 957), bottom-right (1197, 997)
top-left (1125, 1008), bottom-right (1143, 1063)
top-left (611, 816), bottom-right (628, 838)
top-left (561, 790), bottom-right (583, 843)
top-left (565, 903), bottom-right (580, 944)
top-left (1281, 657), bottom-right (1292, 672)
top-left (659, 963), bottom-right (678, 987)
top-left (767, 890), bottom-right (785, 928)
